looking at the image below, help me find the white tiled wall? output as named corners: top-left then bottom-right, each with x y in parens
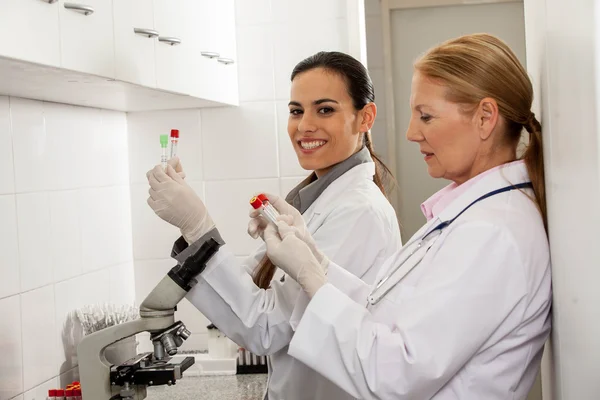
top-left (0, 97), bottom-right (134, 399)
top-left (129, 0), bottom-right (351, 353)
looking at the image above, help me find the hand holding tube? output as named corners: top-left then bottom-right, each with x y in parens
top-left (248, 193), bottom-right (328, 266)
top-left (263, 220), bottom-right (328, 298)
top-left (147, 163), bottom-right (213, 244)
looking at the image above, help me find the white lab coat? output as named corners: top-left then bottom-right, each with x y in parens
top-left (185, 162), bottom-right (402, 400)
top-left (287, 161), bottom-right (552, 400)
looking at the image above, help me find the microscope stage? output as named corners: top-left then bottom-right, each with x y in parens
top-left (110, 352), bottom-right (195, 387)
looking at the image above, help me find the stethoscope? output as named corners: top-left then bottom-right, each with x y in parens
top-left (366, 182), bottom-right (533, 306)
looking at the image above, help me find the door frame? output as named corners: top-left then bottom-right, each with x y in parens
top-left (378, 0), bottom-right (523, 208)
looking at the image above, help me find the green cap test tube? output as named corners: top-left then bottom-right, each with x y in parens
top-left (160, 134), bottom-right (168, 170)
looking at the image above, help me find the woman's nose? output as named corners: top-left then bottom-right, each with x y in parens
top-left (298, 113), bottom-right (317, 133)
top-left (405, 117), bottom-right (423, 142)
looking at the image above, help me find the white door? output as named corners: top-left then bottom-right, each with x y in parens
top-left (58, 0), bottom-right (115, 77)
top-left (153, 0), bottom-right (189, 95)
top-left (187, 0), bottom-right (238, 104)
top-left (213, 0), bottom-right (239, 105)
top-left (0, 0), bottom-right (61, 66)
top-left (113, 0), bottom-right (157, 87)
top-left (185, 0), bottom-right (219, 101)
top-left (390, 2), bottom-right (527, 240)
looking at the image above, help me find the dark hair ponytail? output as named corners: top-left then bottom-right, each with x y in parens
top-left (522, 113), bottom-right (547, 230)
top-left (253, 51), bottom-right (395, 289)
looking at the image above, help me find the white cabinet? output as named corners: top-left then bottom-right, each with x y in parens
top-left (113, 0), bottom-right (157, 87)
top-left (58, 0), bottom-right (115, 77)
top-left (153, 0), bottom-right (189, 95)
top-left (0, 0), bottom-right (238, 111)
top-left (213, 0), bottom-right (238, 105)
top-left (0, 0), bottom-right (61, 67)
top-left (186, 1), bottom-right (220, 101)
top-left (188, 0), bottom-right (238, 105)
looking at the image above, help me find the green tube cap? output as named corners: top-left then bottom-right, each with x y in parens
top-left (160, 134), bottom-right (168, 147)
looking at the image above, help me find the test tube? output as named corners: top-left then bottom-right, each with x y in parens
top-left (250, 193), bottom-right (279, 224)
top-left (160, 134), bottom-right (168, 170)
top-left (170, 129), bottom-right (179, 158)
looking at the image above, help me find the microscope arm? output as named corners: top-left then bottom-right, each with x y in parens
top-left (78, 238), bottom-right (222, 400)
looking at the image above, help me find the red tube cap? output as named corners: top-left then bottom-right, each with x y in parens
top-left (56, 389), bottom-right (65, 395)
top-left (250, 196), bottom-right (263, 209)
top-left (170, 129), bottom-right (179, 138)
top-left (256, 193), bottom-right (268, 203)
top-left (49, 389), bottom-right (57, 396)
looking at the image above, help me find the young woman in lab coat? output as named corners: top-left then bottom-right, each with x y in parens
top-left (146, 52), bottom-right (402, 399)
top-left (260, 34), bottom-right (552, 399)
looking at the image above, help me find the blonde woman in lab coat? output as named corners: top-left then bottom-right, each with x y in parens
top-left (260, 34), bottom-right (552, 400)
top-left (146, 51), bottom-right (401, 399)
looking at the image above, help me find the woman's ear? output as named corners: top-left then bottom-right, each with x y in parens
top-left (359, 103), bottom-right (377, 133)
top-left (476, 98), bottom-right (499, 140)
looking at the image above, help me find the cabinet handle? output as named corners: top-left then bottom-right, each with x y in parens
top-left (158, 36), bottom-right (182, 46)
top-left (201, 51), bottom-right (220, 59)
top-left (64, 2), bottom-right (94, 15)
top-left (217, 57), bottom-right (235, 65)
top-left (42, 0), bottom-right (59, 4)
top-left (134, 28), bottom-right (159, 38)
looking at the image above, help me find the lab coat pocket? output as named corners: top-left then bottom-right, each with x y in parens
top-left (371, 283), bottom-right (416, 318)
top-left (303, 211), bottom-right (322, 232)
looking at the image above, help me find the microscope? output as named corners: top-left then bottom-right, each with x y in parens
top-left (78, 239), bottom-right (221, 400)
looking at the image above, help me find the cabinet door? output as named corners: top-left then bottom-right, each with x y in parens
top-left (59, 0), bottom-right (115, 77)
top-left (113, 0), bottom-right (157, 87)
top-left (0, 0), bottom-right (61, 67)
top-left (153, 0), bottom-right (189, 95)
top-left (213, 0), bottom-right (239, 105)
top-left (186, 0), bottom-right (220, 101)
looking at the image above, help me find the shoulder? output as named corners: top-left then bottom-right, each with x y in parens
top-left (318, 179), bottom-right (397, 228)
top-left (439, 193), bottom-right (549, 286)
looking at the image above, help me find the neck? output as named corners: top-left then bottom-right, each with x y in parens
top-left (454, 148), bottom-right (516, 185)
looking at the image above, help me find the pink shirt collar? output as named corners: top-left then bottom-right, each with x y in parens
top-left (421, 160), bottom-right (526, 221)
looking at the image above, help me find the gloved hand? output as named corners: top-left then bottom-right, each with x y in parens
top-left (147, 161), bottom-right (214, 244)
top-left (247, 193), bottom-right (327, 266)
top-left (167, 157), bottom-right (186, 179)
top-left (263, 220), bottom-right (328, 298)
top-left (247, 193), bottom-right (297, 239)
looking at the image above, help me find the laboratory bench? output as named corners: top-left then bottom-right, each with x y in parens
top-left (146, 374), bottom-right (267, 400)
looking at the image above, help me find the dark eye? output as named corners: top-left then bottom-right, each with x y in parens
top-left (289, 109), bottom-right (303, 116)
top-left (318, 107), bottom-right (334, 115)
top-left (420, 114), bottom-right (432, 122)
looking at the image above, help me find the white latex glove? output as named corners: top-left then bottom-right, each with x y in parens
top-left (147, 162), bottom-right (214, 244)
top-left (167, 157), bottom-right (186, 179)
top-left (263, 220), bottom-right (328, 298)
top-left (247, 193), bottom-right (327, 266)
top-left (247, 193), bottom-right (296, 239)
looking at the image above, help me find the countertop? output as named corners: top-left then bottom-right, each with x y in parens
top-left (146, 374), bottom-right (267, 400)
